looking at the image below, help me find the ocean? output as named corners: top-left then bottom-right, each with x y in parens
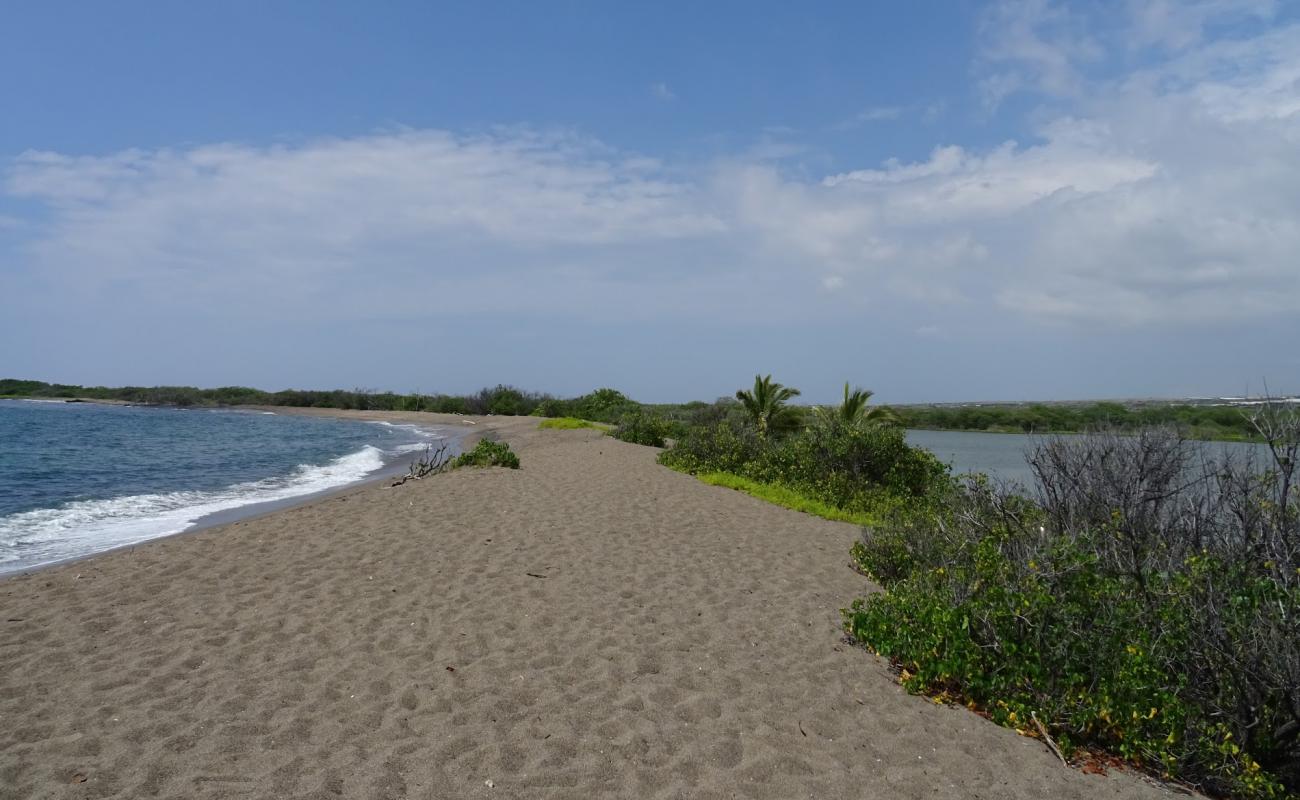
top-left (0, 400), bottom-right (456, 575)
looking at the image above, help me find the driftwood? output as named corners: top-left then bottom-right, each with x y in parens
top-left (1031, 712), bottom-right (1068, 766)
top-left (390, 442), bottom-right (452, 486)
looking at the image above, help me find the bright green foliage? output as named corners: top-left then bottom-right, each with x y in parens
top-left (845, 469), bottom-right (1299, 799)
top-left (696, 472), bottom-right (878, 526)
top-left (735, 374), bottom-right (802, 438)
top-left (452, 439), bottom-right (520, 469)
top-left (537, 417), bottom-right (605, 431)
top-left (611, 410), bottom-right (676, 447)
top-left (758, 416), bottom-right (949, 505)
top-left (659, 416), bottom-right (764, 476)
top-left (821, 382), bottom-right (901, 427)
top-left (527, 388), bottom-right (640, 423)
top-left (660, 406), bottom-right (950, 523)
top-left (572, 388), bottom-right (637, 422)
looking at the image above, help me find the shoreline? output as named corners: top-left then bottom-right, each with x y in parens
top-left (3, 396), bottom-right (1263, 443)
top-left (0, 408), bottom-right (514, 582)
top-left (0, 425), bottom-right (1176, 798)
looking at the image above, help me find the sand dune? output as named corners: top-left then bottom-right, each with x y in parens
top-left (1, 415), bottom-right (1178, 798)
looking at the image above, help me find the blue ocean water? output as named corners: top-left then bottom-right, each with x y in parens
top-left (0, 400), bottom-right (453, 575)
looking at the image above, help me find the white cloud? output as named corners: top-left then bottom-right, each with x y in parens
top-left (5, 11), bottom-right (1300, 331)
top-left (650, 82), bottom-right (676, 101)
top-left (977, 0), bottom-right (1104, 106)
top-left (1126, 0), bottom-right (1276, 52)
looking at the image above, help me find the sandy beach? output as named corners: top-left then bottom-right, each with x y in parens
top-left (1, 412), bottom-right (1179, 799)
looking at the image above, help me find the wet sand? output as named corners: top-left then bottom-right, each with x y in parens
top-left (0, 413), bottom-right (1178, 798)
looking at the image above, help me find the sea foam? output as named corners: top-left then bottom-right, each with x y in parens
top-left (0, 445), bottom-right (386, 574)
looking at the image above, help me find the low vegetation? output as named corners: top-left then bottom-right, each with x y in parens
top-left (657, 373), bottom-right (1299, 797)
top-left (537, 417), bottom-right (605, 431)
top-left (896, 401), bottom-right (1267, 441)
top-left (3, 378), bottom-right (1274, 443)
top-left (610, 409), bottom-right (675, 447)
top-left (696, 472), bottom-right (877, 526)
top-left (391, 438), bottom-right (521, 485)
top-left (452, 439), bottom-right (520, 470)
top-left (660, 393), bottom-right (949, 521)
top-left (845, 411), bottom-right (1300, 798)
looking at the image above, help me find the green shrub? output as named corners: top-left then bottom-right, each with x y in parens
top-left (538, 417), bottom-right (603, 431)
top-left (845, 426), bottom-right (1300, 798)
top-left (659, 416), bottom-right (764, 475)
top-left (698, 472), bottom-right (878, 526)
top-left (611, 410), bottom-right (675, 447)
top-left (756, 416), bottom-right (949, 507)
top-left (531, 398), bottom-right (571, 417)
top-left (571, 388), bottom-right (638, 423)
top-left (453, 439), bottom-right (520, 469)
top-left (660, 407), bottom-right (950, 524)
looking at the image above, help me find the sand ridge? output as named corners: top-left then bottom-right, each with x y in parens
top-left (1, 415), bottom-right (1179, 799)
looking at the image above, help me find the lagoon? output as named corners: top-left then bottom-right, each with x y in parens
top-left (906, 428), bottom-right (1271, 488)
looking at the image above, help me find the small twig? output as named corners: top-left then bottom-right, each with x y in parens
top-left (1031, 711), bottom-right (1068, 766)
top-left (525, 573), bottom-right (547, 579)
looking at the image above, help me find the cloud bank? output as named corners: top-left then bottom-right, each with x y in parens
top-left (2, 1), bottom-right (1298, 396)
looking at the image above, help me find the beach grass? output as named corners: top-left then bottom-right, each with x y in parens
top-left (537, 417), bottom-right (612, 431)
top-left (695, 471), bottom-right (878, 527)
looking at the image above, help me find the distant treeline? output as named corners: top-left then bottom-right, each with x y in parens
top-left (0, 378), bottom-right (679, 421)
top-left (894, 401), bottom-right (1259, 439)
top-left (1, 378), bottom-right (1266, 440)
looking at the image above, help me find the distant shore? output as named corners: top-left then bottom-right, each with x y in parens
top-left (2, 395), bottom-right (134, 405)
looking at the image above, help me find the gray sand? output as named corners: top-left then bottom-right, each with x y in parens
top-left (0, 414), bottom-right (1180, 798)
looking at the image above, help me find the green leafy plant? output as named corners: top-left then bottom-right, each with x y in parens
top-left (452, 439), bottom-right (521, 469)
top-left (538, 417), bottom-right (605, 431)
top-left (659, 415), bottom-right (764, 475)
top-left (817, 382), bottom-right (901, 427)
top-left (660, 393), bottom-right (950, 525)
top-left (531, 398), bottom-right (569, 417)
top-left (611, 410), bottom-right (675, 447)
top-left (571, 388), bottom-right (637, 422)
top-left (735, 374), bottom-right (802, 439)
top-left (844, 423), bottom-right (1300, 798)
top-left (697, 472), bottom-right (878, 526)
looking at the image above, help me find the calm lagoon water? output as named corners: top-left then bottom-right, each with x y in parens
top-left (0, 400), bottom-right (455, 575)
top-left (907, 428), bottom-right (1271, 488)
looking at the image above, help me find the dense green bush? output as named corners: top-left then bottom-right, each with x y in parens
top-left (659, 414), bottom-right (765, 475)
top-left (660, 403), bottom-right (950, 523)
top-left (756, 416), bottom-right (949, 505)
top-left (845, 423), bottom-right (1300, 798)
top-left (464, 385), bottom-right (537, 416)
top-left (452, 439), bottom-right (521, 469)
top-left (611, 410), bottom-right (675, 447)
top-left (530, 397), bottom-right (569, 417)
top-left (572, 388), bottom-right (638, 422)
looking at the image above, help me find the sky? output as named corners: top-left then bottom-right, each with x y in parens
top-left (2, 0), bottom-right (1298, 404)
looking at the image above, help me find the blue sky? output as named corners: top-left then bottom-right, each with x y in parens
top-left (2, 1), bottom-right (1298, 403)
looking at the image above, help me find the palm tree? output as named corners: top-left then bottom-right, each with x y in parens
top-left (735, 374), bottom-right (801, 438)
top-left (818, 382), bottom-right (901, 427)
